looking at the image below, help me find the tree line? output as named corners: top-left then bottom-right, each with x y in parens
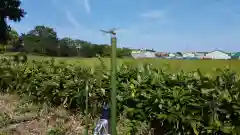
top-left (1, 25), bottom-right (133, 58)
top-left (1, 0), bottom-right (133, 58)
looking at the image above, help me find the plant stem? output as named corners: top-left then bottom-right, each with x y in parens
top-left (84, 81), bottom-right (89, 135)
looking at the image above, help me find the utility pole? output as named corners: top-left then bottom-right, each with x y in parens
top-left (100, 28), bottom-right (118, 135)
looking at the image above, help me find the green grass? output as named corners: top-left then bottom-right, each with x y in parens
top-left (2, 53), bottom-right (240, 74)
top-left (30, 55), bottom-right (240, 74)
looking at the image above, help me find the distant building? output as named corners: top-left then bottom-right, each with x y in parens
top-left (182, 52), bottom-right (195, 58)
top-left (168, 53), bottom-right (176, 57)
top-left (231, 52), bottom-right (240, 59)
top-left (144, 51), bottom-right (156, 58)
top-left (155, 52), bottom-right (168, 57)
top-left (175, 52), bottom-right (183, 57)
top-left (205, 50), bottom-right (231, 59)
top-left (131, 53), bottom-right (145, 59)
top-left (195, 52), bottom-right (207, 59)
top-left (131, 50), bottom-right (142, 54)
top-left (131, 50), bottom-right (156, 59)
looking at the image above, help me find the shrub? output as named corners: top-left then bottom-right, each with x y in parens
top-left (1, 58), bottom-right (240, 134)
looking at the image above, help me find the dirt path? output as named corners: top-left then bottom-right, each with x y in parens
top-left (0, 94), bottom-right (87, 135)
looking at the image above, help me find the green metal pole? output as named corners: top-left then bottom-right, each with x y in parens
top-left (111, 35), bottom-right (117, 135)
top-left (84, 81), bottom-right (89, 135)
top-left (58, 45), bottom-right (60, 57)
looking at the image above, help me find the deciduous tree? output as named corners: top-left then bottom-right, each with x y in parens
top-left (0, 0), bottom-right (25, 44)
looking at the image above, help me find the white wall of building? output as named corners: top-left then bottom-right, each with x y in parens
top-left (182, 52), bottom-right (195, 57)
top-left (169, 53), bottom-right (176, 57)
top-left (144, 52), bottom-right (156, 58)
top-left (131, 51), bottom-right (156, 58)
top-left (205, 50), bottom-right (230, 59)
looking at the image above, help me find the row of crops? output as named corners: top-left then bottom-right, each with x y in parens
top-left (1, 57), bottom-right (240, 134)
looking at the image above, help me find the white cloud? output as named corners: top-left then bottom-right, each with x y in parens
top-left (72, 0), bottom-right (91, 13)
top-left (50, 0), bottom-right (88, 29)
top-left (51, 0), bottom-right (91, 14)
top-left (50, 0), bottom-right (101, 41)
top-left (51, 0), bottom-right (80, 28)
top-left (65, 10), bottom-right (81, 29)
top-left (43, 0), bottom-right (177, 50)
top-left (140, 10), bottom-right (166, 20)
top-left (84, 0), bottom-right (91, 13)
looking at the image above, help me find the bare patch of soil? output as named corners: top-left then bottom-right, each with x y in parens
top-left (0, 94), bottom-right (87, 135)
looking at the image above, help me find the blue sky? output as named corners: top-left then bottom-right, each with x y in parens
top-left (9, 0), bottom-right (240, 52)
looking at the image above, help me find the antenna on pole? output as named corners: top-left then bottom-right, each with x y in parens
top-left (100, 28), bottom-right (118, 37)
top-left (100, 28), bottom-right (118, 135)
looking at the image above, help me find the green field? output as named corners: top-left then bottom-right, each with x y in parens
top-left (1, 53), bottom-right (240, 74)
top-left (22, 55), bottom-right (240, 74)
top-left (1, 53), bottom-right (240, 134)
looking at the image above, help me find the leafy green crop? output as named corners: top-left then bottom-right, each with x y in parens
top-left (1, 58), bottom-right (240, 134)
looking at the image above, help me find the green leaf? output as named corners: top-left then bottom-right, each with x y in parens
top-left (157, 113), bottom-right (168, 119)
top-left (190, 121), bottom-right (199, 135)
